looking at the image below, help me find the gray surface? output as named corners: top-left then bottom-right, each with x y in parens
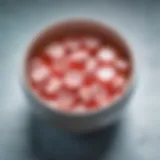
top-left (0, 0), bottom-right (159, 160)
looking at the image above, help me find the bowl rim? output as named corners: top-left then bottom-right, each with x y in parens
top-left (22, 19), bottom-right (135, 117)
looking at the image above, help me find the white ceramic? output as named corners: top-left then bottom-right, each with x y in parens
top-left (21, 20), bottom-right (135, 133)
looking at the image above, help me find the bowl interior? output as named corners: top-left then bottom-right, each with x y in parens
top-left (24, 20), bottom-right (134, 115)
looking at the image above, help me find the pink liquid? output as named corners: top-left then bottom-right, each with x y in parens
top-left (27, 36), bottom-right (130, 113)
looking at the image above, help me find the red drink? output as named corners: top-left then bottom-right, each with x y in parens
top-left (27, 35), bottom-right (131, 113)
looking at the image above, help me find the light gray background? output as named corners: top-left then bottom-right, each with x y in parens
top-left (0, 0), bottom-right (159, 160)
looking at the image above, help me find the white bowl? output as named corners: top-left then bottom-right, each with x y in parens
top-left (21, 19), bottom-right (135, 133)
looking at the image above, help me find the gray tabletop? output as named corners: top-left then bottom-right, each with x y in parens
top-left (0, 0), bottom-right (159, 160)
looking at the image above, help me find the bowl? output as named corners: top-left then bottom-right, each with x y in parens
top-left (21, 19), bottom-right (134, 133)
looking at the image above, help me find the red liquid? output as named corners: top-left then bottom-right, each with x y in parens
top-left (28, 36), bottom-right (130, 113)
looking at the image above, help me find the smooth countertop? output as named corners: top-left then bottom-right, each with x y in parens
top-left (0, 0), bottom-right (159, 160)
